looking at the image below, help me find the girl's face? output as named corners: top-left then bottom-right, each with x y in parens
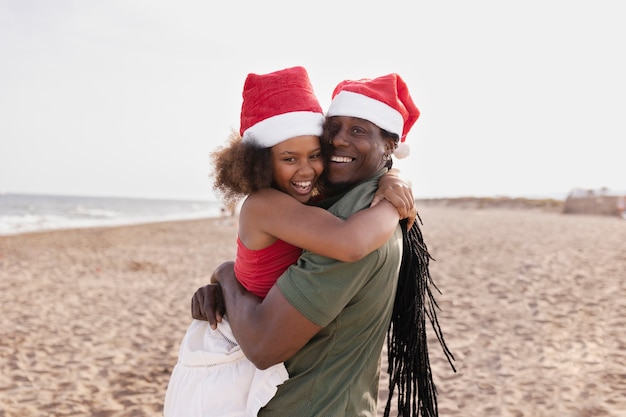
top-left (270, 135), bottom-right (324, 203)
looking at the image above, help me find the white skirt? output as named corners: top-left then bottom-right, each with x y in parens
top-left (163, 319), bottom-right (289, 417)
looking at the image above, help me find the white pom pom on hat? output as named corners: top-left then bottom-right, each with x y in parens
top-left (326, 73), bottom-right (419, 159)
top-left (394, 142), bottom-right (411, 159)
top-left (240, 66), bottom-right (325, 148)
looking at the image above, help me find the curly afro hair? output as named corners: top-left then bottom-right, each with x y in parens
top-left (210, 130), bottom-right (273, 207)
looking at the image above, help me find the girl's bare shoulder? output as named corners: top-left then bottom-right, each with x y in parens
top-left (245, 188), bottom-right (297, 206)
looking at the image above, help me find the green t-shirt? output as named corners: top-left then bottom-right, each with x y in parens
top-left (260, 170), bottom-right (403, 417)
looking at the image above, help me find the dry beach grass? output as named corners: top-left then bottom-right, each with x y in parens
top-left (0, 205), bottom-right (624, 416)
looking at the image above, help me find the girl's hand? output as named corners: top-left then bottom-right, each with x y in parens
top-left (371, 169), bottom-right (417, 229)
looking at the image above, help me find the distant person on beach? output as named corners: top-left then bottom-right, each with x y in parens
top-left (219, 201), bottom-right (237, 226)
top-left (193, 73), bottom-right (454, 416)
top-left (163, 67), bottom-right (417, 417)
top-left (618, 195), bottom-right (626, 219)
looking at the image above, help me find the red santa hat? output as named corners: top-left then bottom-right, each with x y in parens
top-left (240, 66), bottom-right (325, 148)
top-left (326, 73), bottom-right (419, 158)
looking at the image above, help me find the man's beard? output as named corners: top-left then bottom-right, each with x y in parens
top-left (326, 179), bottom-right (352, 197)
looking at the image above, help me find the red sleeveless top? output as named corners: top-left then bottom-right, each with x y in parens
top-left (234, 237), bottom-right (302, 298)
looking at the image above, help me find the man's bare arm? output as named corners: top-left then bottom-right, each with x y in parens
top-left (191, 261), bottom-right (321, 370)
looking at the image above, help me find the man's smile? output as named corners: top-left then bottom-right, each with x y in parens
top-left (330, 155), bottom-right (355, 163)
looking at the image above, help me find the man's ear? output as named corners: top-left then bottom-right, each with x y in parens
top-left (386, 138), bottom-right (398, 154)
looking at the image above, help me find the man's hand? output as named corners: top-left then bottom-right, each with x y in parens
top-left (191, 283), bottom-right (225, 329)
top-left (191, 261), bottom-right (237, 329)
top-left (190, 261), bottom-right (236, 329)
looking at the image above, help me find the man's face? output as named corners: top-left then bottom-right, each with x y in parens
top-left (322, 116), bottom-right (391, 189)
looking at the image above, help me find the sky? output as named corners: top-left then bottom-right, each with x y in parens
top-left (1, 0), bottom-right (625, 201)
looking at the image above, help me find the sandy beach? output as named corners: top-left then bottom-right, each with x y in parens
top-left (1, 206), bottom-right (625, 416)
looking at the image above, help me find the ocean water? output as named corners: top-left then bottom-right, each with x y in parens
top-left (0, 193), bottom-right (225, 236)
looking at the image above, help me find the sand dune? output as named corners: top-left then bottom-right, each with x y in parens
top-left (1, 207), bottom-right (624, 416)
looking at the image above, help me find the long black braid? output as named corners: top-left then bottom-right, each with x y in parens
top-left (383, 215), bottom-right (456, 417)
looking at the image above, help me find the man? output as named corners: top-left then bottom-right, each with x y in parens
top-left (193, 73), bottom-right (437, 416)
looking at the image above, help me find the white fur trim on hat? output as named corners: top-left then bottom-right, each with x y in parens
top-left (242, 111), bottom-right (325, 148)
top-left (326, 91), bottom-right (404, 138)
